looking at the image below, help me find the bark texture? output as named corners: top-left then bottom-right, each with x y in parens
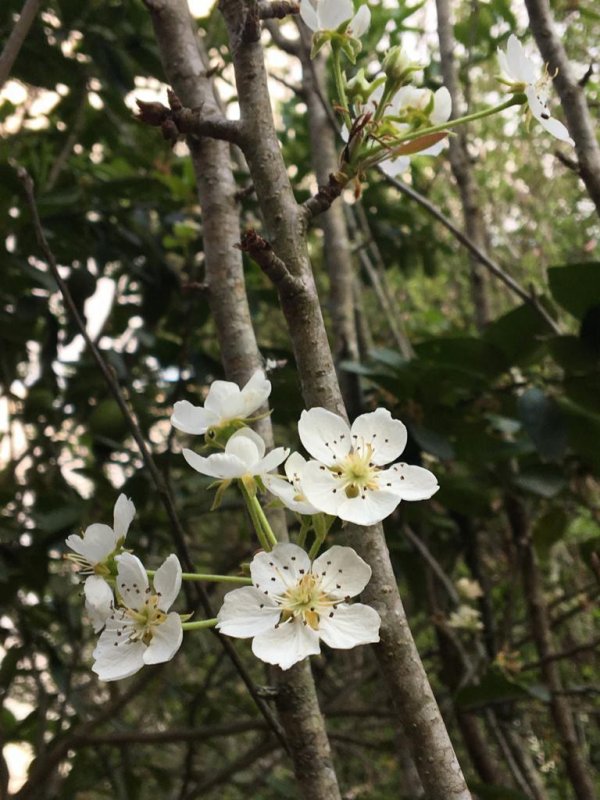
top-left (299, 39), bottom-right (363, 417)
top-left (507, 496), bottom-right (597, 800)
top-left (218, 4), bottom-right (471, 796)
top-left (145, 4), bottom-right (341, 799)
top-left (435, 0), bottom-right (490, 330)
top-left (524, 0), bottom-right (600, 217)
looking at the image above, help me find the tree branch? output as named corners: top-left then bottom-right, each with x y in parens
top-left (258, 0), bottom-right (299, 19)
top-left (0, 0), bottom-right (42, 90)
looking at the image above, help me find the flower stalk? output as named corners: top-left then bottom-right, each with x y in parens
top-left (181, 618), bottom-right (218, 631)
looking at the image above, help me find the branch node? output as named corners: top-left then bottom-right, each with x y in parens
top-left (237, 229), bottom-right (301, 294)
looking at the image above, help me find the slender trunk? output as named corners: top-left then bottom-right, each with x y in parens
top-left (145, 4), bottom-right (341, 798)
top-left (435, 0), bottom-right (490, 330)
top-left (524, 0), bottom-right (600, 217)
top-left (506, 496), bottom-right (597, 800)
top-left (0, 0), bottom-right (42, 90)
top-left (217, 4), bottom-right (471, 796)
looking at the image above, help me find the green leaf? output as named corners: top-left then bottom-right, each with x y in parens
top-left (408, 422), bottom-right (455, 460)
top-left (517, 388), bottom-right (567, 461)
top-left (484, 303), bottom-right (551, 364)
top-left (547, 262), bottom-right (600, 319)
top-left (513, 466), bottom-right (566, 498)
top-left (456, 667), bottom-right (550, 709)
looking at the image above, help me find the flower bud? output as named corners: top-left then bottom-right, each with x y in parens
top-left (382, 46), bottom-right (420, 88)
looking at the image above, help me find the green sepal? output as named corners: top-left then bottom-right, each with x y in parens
top-left (211, 479), bottom-right (232, 510)
top-left (179, 612), bottom-right (194, 622)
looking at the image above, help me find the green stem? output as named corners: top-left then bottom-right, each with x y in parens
top-left (181, 618), bottom-right (218, 631)
top-left (239, 481), bottom-right (273, 552)
top-left (308, 533), bottom-right (326, 560)
top-left (331, 45), bottom-right (351, 131)
top-left (252, 495), bottom-right (279, 549)
top-left (146, 570), bottom-right (251, 585)
top-left (361, 95), bottom-right (526, 166)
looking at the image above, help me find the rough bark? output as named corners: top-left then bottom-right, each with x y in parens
top-left (524, 0), bottom-right (600, 217)
top-left (299, 38), bottom-right (363, 417)
top-left (435, 0), bottom-right (490, 330)
top-left (144, 4), bottom-right (341, 799)
top-left (0, 0), bottom-right (42, 90)
top-left (217, 3), bottom-right (471, 797)
top-left (506, 496), bottom-right (597, 800)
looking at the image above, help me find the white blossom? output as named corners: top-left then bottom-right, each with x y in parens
top-left (298, 407), bottom-right (439, 525)
top-left (300, 0), bottom-right (370, 37)
top-left (92, 553), bottom-right (183, 681)
top-left (263, 452), bottom-right (321, 515)
top-left (380, 85), bottom-right (452, 177)
top-left (182, 427), bottom-right (289, 482)
top-left (448, 604), bottom-right (483, 632)
top-left (498, 34), bottom-right (574, 145)
top-left (456, 577), bottom-right (484, 600)
top-left (65, 494), bottom-right (135, 632)
top-left (217, 543), bottom-right (380, 670)
top-left (171, 370), bottom-right (271, 438)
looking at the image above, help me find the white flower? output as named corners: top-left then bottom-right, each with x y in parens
top-left (300, 0), bottom-right (370, 37)
top-left (380, 86), bottom-right (452, 177)
top-left (448, 604), bottom-right (483, 632)
top-left (298, 408), bottom-right (439, 525)
top-left (217, 543), bottom-right (380, 670)
top-left (498, 34), bottom-right (574, 145)
top-left (65, 494), bottom-right (136, 632)
top-left (263, 452), bottom-right (321, 515)
top-left (182, 427), bottom-right (289, 481)
top-left (171, 370), bottom-right (271, 438)
top-left (92, 553), bottom-right (183, 681)
top-left (456, 577), bottom-right (484, 600)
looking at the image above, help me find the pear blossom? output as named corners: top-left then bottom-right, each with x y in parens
top-left (298, 408), bottom-right (439, 525)
top-left (448, 604), bottom-right (483, 632)
top-left (217, 543), bottom-right (380, 669)
top-left (498, 34), bottom-right (574, 145)
top-left (263, 452), bottom-right (320, 515)
top-left (92, 553), bottom-right (183, 681)
top-left (300, 0), bottom-right (370, 38)
top-left (65, 494), bottom-right (136, 632)
top-left (182, 427), bottom-right (289, 482)
top-left (456, 577), bottom-right (484, 601)
top-left (380, 86), bottom-right (452, 177)
top-left (171, 370), bottom-right (271, 439)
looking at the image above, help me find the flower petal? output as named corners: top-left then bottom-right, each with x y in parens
top-left (255, 446), bottom-right (290, 476)
top-left (152, 554), bottom-right (182, 611)
top-left (263, 474), bottom-right (320, 515)
top-left (116, 553), bottom-right (149, 609)
top-left (319, 0), bottom-right (354, 30)
top-left (225, 427), bottom-right (265, 466)
top-left (113, 494), bottom-right (135, 541)
top-left (431, 86), bottom-right (451, 124)
top-left (506, 34), bottom-right (530, 82)
top-left (380, 156), bottom-right (410, 177)
top-left (350, 4), bottom-right (370, 37)
top-left (251, 544), bottom-right (312, 595)
top-left (171, 400), bottom-right (216, 435)
top-left (337, 487), bottom-right (401, 525)
top-left (525, 86), bottom-right (574, 144)
top-left (143, 612), bottom-right (183, 665)
top-left (350, 408), bottom-right (407, 465)
top-left (301, 460), bottom-right (347, 517)
top-left (66, 523), bottom-right (118, 564)
top-left (299, 0), bottom-right (319, 31)
top-left (204, 380), bottom-right (240, 415)
top-left (379, 463), bottom-right (439, 500)
top-left (238, 370), bottom-right (272, 417)
top-left (182, 448), bottom-right (247, 479)
top-left (92, 627), bottom-right (145, 681)
top-left (252, 618), bottom-right (321, 669)
top-left (539, 115), bottom-right (574, 145)
top-left (217, 586), bottom-right (281, 637)
top-left (312, 545), bottom-right (372, 599)
top-left (317, 603), bottom-right (381, 649)
top-left (84, 575), bottom-right (114, 633)
top-left (298, 408), bottom-right (352, 465)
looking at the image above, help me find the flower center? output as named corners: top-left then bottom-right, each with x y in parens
top-left (281, 574), bottom-right (335, 630)
top-left (337, 445), bottom-right (379, 498)
top-left (126, 594), bottom-right (167, 645)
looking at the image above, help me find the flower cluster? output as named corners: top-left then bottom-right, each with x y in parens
top-left (66, 495), bottom-right (186, 681)
top-left (69, 370), bottom-right (439, 675)
top-left (300, 1), bottom-right (572, 182)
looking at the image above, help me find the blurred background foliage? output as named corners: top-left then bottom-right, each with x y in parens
top-left (0, 0), bottom-right (599, 797)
